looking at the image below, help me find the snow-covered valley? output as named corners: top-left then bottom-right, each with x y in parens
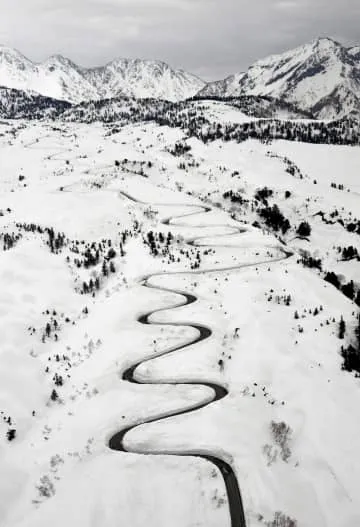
top-left (0, 103), bottom-right (359, 527)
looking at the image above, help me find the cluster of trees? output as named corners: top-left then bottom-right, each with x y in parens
top-left (1, 411), bottom-right (15, 441)
top-left (115, 158), bottom-right (152, 178)
top-left (284, 158), bottom-right (305, 179)
top-left (338, 245), bottom-right (359, 261)
top-left (258, 204), bottom-right (291, 234)
top-left (324, 272), bottom-right (360, 306)
top-left (144, 230), bottom-right (174, 259)
top-left (254, 187), bottom-right (273, 205)
top-left (81, 276), bottom-right (101, 295)
top-left (346, 220), bottom-right (360, 235)
top-left (73, 224), bottom-right (140, 296)
top-left (315, 210), bottom-right (360, 235)
top-left (168, 141), bottom-right (192, 157)
top-left (331, 182), bottom-right (345, 190)
top-left (267, 291), bottom-right (292, 306)
top-left (2, 223), bottom-right (69, 254)
top-left (143, 229), bottom-right (214, 270)
top-left (298, 252), bottom-right (322, 271)
top-left (294, 305), bottom-right (323, 319)
top-left (45, 349), bottom-right (73, 403)
top-left (70, 239), bottom-right (117, 269)
top-left (267, 152), bottom-right (305, 180)
top-left (46, 227), bottom-right (67, 254)
top-left (223, 190), bottom-right (246, 205)
top-left (39, 309), bottom-right (74, 343)
top-left (15, 222), bottom-right (68, 254)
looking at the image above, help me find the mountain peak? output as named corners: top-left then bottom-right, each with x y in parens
top-left (43, 54), bottom-right (81, 71)
top-left (0, 45), bottom-right (32, 63)
top-left (311, 36), bottom-right (340, 48)
top-left (197, 37), bottom-right (360, 119)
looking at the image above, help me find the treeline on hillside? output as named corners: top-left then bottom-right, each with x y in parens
top-left (191, 94), bottom-right (314, 119)
top-left (2, 88), bottom-right (360, 146)
top-left (68, 98), bottom-right (360, 147)
top-left (0, 87), bottom-right (71, 119)
top-left (195, 118), bottom-right (360, 146)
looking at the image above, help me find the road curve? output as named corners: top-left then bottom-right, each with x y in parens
top-left (109, 191), bottom-right (292, 527)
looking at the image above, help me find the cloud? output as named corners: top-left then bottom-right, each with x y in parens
top-left (0, 0), bottom-right (359, 79)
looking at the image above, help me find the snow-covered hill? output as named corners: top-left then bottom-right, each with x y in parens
top-left (0, 116), bottom-right (359, 527)
top-left (0, 46), bottom-right (205, 103)
top-left (198, 38), bottom-right (360, 119)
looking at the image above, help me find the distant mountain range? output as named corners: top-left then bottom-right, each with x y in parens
top-left (1, 38), bottom-right (360, 119)
top-left (0, 46), bottom-right (205, 103)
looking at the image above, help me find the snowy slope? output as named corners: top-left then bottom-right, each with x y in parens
top-left (0, 117), bottom-right (359, 527)
top-left (348, 46), bottom-right (360, 61)
top-left (198, 38), bottom-right (360, 119)
top-left (0, 46), bottom-right (205, 103)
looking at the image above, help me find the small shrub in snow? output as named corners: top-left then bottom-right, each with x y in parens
top-left (37, 475), bottom-right (55, 499)
top-left (270, 421), bottom-right (292, 462)
top-left (50, 389), bottom-right (59, 402)
top-left (263, 444), bottom-right (278, 466)
top-left (266, 511), bottom-right (297, 527)
top-left (6, 429), bottom-right (16, 441)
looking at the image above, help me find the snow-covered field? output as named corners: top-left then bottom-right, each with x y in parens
top-left (0, 111), bottom-right (359, 527)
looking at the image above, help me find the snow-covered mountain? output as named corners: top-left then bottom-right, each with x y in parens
top-left (0, 46), bottom-right (205, 103)
top-left (198, 38), bottom-right (360, 119)
top-left (83, 58), bottom-right (205, 102)
top-left (0, 47), bottom-right (99, 103)
top-left (195, 73), bottom-right (246, 99)
top-left (2, 38), bottom-right (360, 117)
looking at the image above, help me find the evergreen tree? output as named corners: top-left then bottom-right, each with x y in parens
top-left (339, 316), bottom-right (346, 339)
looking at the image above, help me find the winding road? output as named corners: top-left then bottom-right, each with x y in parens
top-left (22, 132), bottom-right (289, 524)
top-left (109, 191), bottom-right (292, 527)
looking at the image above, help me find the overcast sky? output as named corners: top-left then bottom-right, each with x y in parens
top-left (1, 0), bottom-right (359, 80)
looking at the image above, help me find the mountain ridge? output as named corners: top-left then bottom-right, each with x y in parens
top-left (1, 38), bottom-right (360, 118)
top-left (198, 37), bottom-right (360, 119)
top-left (0, 45), bottom-right (205, 103)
